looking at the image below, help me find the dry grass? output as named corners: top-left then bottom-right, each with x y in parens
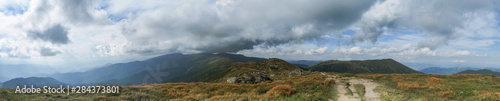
top-left (323, 78), bottom-right (334, 85)
top-left (266, 85), bottom-right (296, 97)
top-left (397, 82), bottom-right (427, 89)
top-left (161, 73), bottom-right (330, 100)
top-left (358, 73), bottom-right (500, 100)
top-left (0, 73), bottom-right (332, 100)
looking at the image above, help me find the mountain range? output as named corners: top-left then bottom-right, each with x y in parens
top-left (455, 69), bottom-right (500, 76)
top-left (286, 60), bottom-right (323, 68)
top-left (420, 67), bottom-right (500, 75)
top-left (1, 53), bottom-right (422, 86)
top-left (1, 77), bottom-right (65, 89)
top-left (308, 59), bottom-right (422, 74)
top-left (49, 53), bottom-right (266, 85)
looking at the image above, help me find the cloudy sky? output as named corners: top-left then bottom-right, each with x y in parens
top-left (0, 0), bottom-right (499, 70)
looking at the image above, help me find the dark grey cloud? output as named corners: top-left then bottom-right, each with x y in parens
top-left (119, 0), bottom-right (377, 54)
top-left (25, 0), bottom-right (109, 25)
top-left (28, 24), bottom-right (70, 45)
top-left (39, 47), bottom-right (61, 56)
top-left (59, 0), bottom-right (104, 25)
top-left (351, 0), bottom-right (496, 50)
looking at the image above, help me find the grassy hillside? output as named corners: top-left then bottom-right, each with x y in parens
top-left (221, 58), bottom-right (305, 79)
top-left (309, 59), bottom-right (421, 74)
top-left (0, 73), bottom-right (334, 101)
top-left (1, 72), bottom-right (499, 100)
top-left (455, 69), bottom-right (500, 76)
top-left (357, 73), bottom-right (500, 100)
top-left (169, 57), bottom-right (235, 82)
top-left (50, 53), bottom-right (266, 86)
top-left (287, 60), bottom-right (323, 68)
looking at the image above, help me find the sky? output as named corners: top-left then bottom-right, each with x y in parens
top-left (0, 0), bottom-right (499, 71)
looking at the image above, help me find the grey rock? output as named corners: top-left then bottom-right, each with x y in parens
top-left (241, 73), bottom-right (254, 82)
top-left (251, 72), bottom-right (272, 83)
top-left (226, 77), bottom-right (240, 84)
top-left (232, 72), bottom-right (273, 84)
top-left (289, 69), bottom-right (303, 76)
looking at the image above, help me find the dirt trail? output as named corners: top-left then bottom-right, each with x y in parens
top-left (348, 79), bottom-right (381, 101)
top-left (334, 79), bottom-right (361, 101)
top-left (322, 73), bottom-right (382, 101)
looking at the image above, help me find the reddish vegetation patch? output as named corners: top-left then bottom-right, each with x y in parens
top-left (397, 82), bottom-right (426, 89)
top-left (323, 78), bottom-right (334, 85)
top-left (159, 73), bottom-right (330, 100)
top-left (266, 85), bottom-right (296, 97)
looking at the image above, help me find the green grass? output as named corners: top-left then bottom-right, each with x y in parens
top-left (344, 83), bottom-right (353, 96)
top-left (375, 86), bottom-right (424, 101)
top-left (354, 84), bottom-right (365, 97)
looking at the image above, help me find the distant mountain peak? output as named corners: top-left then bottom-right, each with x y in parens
top-left (2, 77), bottom-right (65, 89)
top-left (455, 69), bottom-right (500, 76)
top-left (309, 59), bottom-right (421, 74)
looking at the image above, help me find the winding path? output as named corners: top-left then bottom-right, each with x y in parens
top-left (322, 73), bottom-right (382, 101)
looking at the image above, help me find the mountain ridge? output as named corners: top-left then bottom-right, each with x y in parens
top-left (420, 67), bottom-right (500, 75)
top-left (1, 77), bottom-right (65, 89)
top-left (49, 53), bottom-right (266, 86)
top-left (1, 53), bottom-right (425, 86)
top-left (455, 69), bottom-right (500, 76)
top-left (308, 58), bottom-right (421, 74)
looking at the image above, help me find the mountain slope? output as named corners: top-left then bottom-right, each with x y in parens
top-left (169, 57), bottom-right (306, 83)
top-left (308, 59), bottom-right (421, 74)
top-left (221, 58), bottom-right (306, 78)
top-left (420, 67), bottom-right (480, 75)
top-left (420, 67), bottom-right (500, 75)
top-left (1, 77), bottom-right (65, 89)
top-left (455, 69), bottom-right (500, 76)
top-left (50, 53), bottom-right (265, 85)
top-left (287, 60), bottom-right (323, 68)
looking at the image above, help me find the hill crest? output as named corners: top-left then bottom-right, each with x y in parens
top-left (1, 77), bottom-right (65, 89)
top-left (455, 69), bottom-right (500, 76)
top-left (308, 58), bottom-right (421, 74)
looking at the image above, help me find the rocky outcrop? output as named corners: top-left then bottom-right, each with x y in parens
top-left (289, 69), bottom-right (303, 76)
top-left (226, 72), bottom-right (272, 84)
top-left (226, 77), bottom-right (240, 84)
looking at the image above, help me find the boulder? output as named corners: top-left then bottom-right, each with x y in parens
top-left (251, 72), bottom-right (272, 83)
top-left (226, 77), bottom-right (240, 84)
top-left (230, 72), bottom-right (273, 84)
top-left (241, 73), bottom-right (254, 82)
top-left (289, 69), bottom-right (303, 76)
